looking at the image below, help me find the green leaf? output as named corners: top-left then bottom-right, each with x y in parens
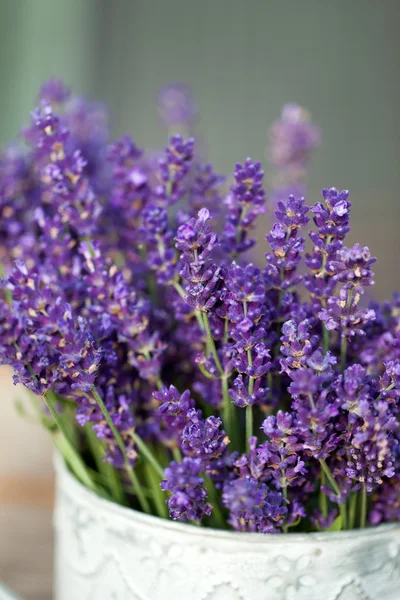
top-left (326, 515), bottom-right (343, 532)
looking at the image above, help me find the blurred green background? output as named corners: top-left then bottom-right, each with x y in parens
top-left (0, 0), bottom-right (398, 298)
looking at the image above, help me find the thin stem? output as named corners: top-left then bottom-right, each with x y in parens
top-left (245, 405), bottom-right (253, 451)
top-left (202, 312), bottom-right (224, 375)
top-left (322, 324), bottom-right (329, 355)
top-left (221, 374), bottom-right (234, 444)
top-left (203, 475), bottom-right (226, 530)
top-left (340, 335), bottom-right (347, 373)
top-left (198, 362), bottom-right (217, 379)
top-left (375, 381), bottom-right (395, 403)
top-left (202, 311), bottom-right (235, 445)
top-left (319, 458), bottom-right (347, 529)
top-left (341, 290), bottom-right (353, 372)
top-left (130, 431), bottom-right (164, 477)
top-left (360, 483), bottom-right (367, 529)
top-left (144, 461), bottom-right (168, 518)
top-left (319, 470), bottom-right (328, 519)
top-left (84, 424), bottom-right (125, 505)
top-left (44, 391), bottom-right (98, 493)
top-left (281, 471), bottom-right (288, 534)
top-left (348, 492), bottom-right (357, 530)
top-left (91, 386), bottom-right (150, 513)
top-left (242, 300), bottom-right (255, 451)
top-left (172, 446), bottom-right (182, 463)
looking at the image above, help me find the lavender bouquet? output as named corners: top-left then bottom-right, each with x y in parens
top-left (1, 79), bottom-right (399, 536)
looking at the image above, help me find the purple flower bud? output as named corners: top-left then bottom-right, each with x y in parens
top-left (161, 458), bottom-right (212, 522)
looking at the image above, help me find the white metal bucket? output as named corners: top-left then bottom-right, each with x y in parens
top-left (54, 457), bottom-right (400, 600)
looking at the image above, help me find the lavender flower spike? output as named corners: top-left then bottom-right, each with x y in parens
top-left (161, 458), bottom-right (212, 522)
top-left (222, 158), bottom-right (266, 255)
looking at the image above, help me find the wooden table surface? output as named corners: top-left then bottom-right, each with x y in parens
top-left (0, 477), bottom-right (54, 600)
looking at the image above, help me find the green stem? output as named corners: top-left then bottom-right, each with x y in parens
top-left (340, 335), bottom-right (347, 373)
top-left (202, 311), bottom-right (235, 446)
top-left (245, 405), bottom-right (253, 451)
top-left (84, 425), bottom-right (125, 505)
top-left (375, 382), bottom-right (395, 403)
top-left (319, 458), bottom-right (347, 529)
top-left (348, 492), bottom-right (357, 530)
top-left (91, 386), bottom-right (150, 513)
top-left (144, 461), bottom-right (168, 518)
top-left (172, 447), bottom-right (182, 463)
top-left (319, 470), bottom-right (328, 519)
top-left (360, 484), bottom-right (367, 529)
top-left (341, 290), bottom-right (353, 371)
top-left (198, 362), bottom-right (217, 379)
top-left (202, 312), bottom-right (223, 375)
top-left (131, 431), bottom-right (164, 478)
top-left (44, 391), bottom-right (98, 493)
top-left (204, 475), bottom-right (226, 529)
top-left (221, 374), bottom-right (234, 445)
top-left (281, 472), bottom-right (288, 534)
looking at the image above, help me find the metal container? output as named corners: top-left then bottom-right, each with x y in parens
top-left (54, 457), bottom-right (400, 600)
top-left (0, 585), bottom-right (20, 600)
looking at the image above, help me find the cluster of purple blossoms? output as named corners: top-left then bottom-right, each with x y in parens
top-left (0, 261), bottom-right (101, 397)
top-left (305, 187), bottom-right (352, 309)
top-left (319, 243), bottom-right (376, 341)
top-left (222, 477), bottom-right (287, 533)
top-left (156, 83), bottom-right (197, 130)
top-left (188, 162), bottom-right (225, 217)
top-left (161, 458), bottom-right (212, 522)
top-left (268, 103), bottom-right (320, 209)
top-left (264, 195), bottom-right (309, 324)
top-left (269, 103), bottom-right (320, 172)
top-left (175, 208), bottom-right (222, 313)
top-left (222, 158), bottom-right (266, 255)
top-left (222, 263), bottom-right (271, 407)
top-left (1, 79), bottom-right (399, 534)
top-left (155, 134), bottom-right (195, 205)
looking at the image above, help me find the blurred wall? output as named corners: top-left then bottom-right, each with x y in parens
top-left (0, 0), bottom-right (399, 474)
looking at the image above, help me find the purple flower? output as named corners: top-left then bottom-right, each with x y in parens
top-left (269, 103), bottom-right (320, 171)
top-left (105, 135), bottom-right (148, 255)
top-left (345, 400), bottom-right (398, 492)
top-left (280, 319), bottom-right (319, 374)
top-left (260, 412), bottom-right (307, 488)
top-left (221, 158), bottom-right (266, 255)
top-left (264, 195), bottom-right (309, 295)
top-left (161, 458), bottom-right (212, 522)
top-left (221, 262), bottom-right (271, 407)
top-left (39, 78), bottom-right (70, 104)
top-left (155, 135), bottom-right (195, 205)
top-left (305, 188), bottom-right (351, 308)
top-left (3, 79), bottom-right (400, 532)
top-left (24, 101), bottom-right (102, 238)
top-left (331, 243), bottom-right (376, 294)
top-left (175, 208), bottom-right (222, 312)
top-left (156, 83), bottom-right (196, 128)
top-left (181, 408), bottom-right (229, 460)
top-left (370, 477), bottom-right (400, 525)
top-left (189, 163), bottom-right (225, 216)
top-left (1, 261), bottom-right (102, 396)
top-left (319, 287), bottom-right (376, 340)
top-left (154, 385), bottom-right (195, 437)
top-left (222, 477), bottom-right (287, 533)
